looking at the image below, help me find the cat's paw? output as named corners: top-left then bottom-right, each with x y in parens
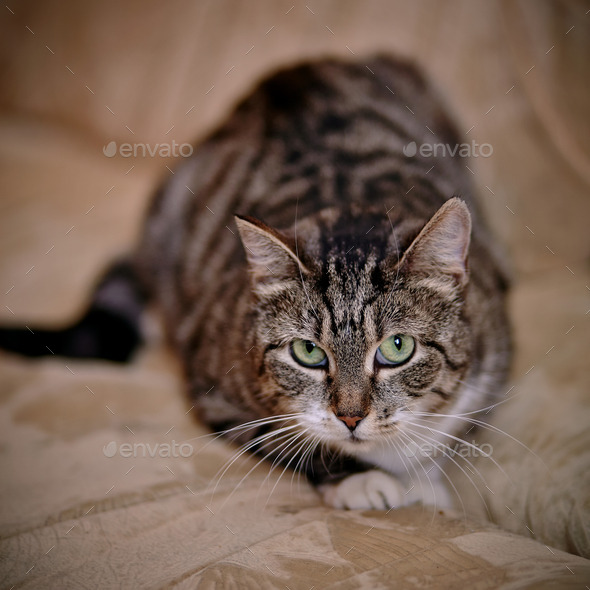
top-left (319, 470), bottom-right (405, 510)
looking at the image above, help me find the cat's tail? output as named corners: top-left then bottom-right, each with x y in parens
top-left (0, 260), bottom-right (148, 362)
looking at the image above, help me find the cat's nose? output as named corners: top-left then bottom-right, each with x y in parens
top-left (337, 414), bottom-right (364, 432)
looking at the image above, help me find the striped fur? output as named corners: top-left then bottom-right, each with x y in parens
top-left (135, 56), bottom-right (511, 506)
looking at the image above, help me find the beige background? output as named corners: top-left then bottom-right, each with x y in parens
top-left (1, 1), bottom-right (589, 587)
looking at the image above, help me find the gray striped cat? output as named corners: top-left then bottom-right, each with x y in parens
top-left (0, 55), bottom-right (511, 510)
top-left (134, 55), bottom-right (511, 509)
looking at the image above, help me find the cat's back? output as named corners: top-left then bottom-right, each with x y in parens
top-left (137, 56), bottom-right (494, 325)
top-left (233, 55), bottom-right (475, 222)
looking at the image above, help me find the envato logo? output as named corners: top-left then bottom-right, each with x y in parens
top-left (103, 440), bottom-right (194, 458)
top-left (103, 140), bottom-right (193, 158)
top-left (403, 440), bottom-right (493, 459)
top-left (403, 140), bottom-right (493, 159)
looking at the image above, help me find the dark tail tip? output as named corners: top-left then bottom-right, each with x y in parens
top-left (0, 308), bottom-right (142, 363)
top-left (0, 259), bottom-right (147, 363)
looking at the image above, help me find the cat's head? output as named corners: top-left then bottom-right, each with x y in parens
top-left (235, 198), bottom-right (472, 454)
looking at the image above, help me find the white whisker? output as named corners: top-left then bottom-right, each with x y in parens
top-left (181, 413), bottom-right (304, 458)
top-left (411, 411), bottom-right (552, 477)
top-left (291, 434), bottom-right (322, 490)
top-left (217, 427), bottom-right (306, 508)
top-left (384, 434), bottom-right (438, 524)
top-left (208, 424), bottom-right (301, 500)
top-left (405, 418), bottom-right (514, 484)
top-left (402, 426), bottom-right (492, 520)
top-left (265, 430), bottom-right (312, 505)
top-left (396, 429), bottom-right (468, 524)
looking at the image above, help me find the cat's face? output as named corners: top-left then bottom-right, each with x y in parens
top-left (236, 199), bottom-right (472, 454)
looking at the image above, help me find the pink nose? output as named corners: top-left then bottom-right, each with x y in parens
top-left (337, 415), bottom-right (364, 431)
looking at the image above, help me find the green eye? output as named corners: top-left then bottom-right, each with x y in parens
top-left (291, 339), bottom-right (328, 368)
top-left (376, 334), bottom-right (415, 366)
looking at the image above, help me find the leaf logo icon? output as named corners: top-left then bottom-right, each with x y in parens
top-left (402, 141), bottom-right (417, 157)
top-left (103, 441), bottom-right (117, 457)
top-left (103, 141), bottom-right (117, 158)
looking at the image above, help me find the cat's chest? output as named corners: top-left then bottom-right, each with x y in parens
top-left (355, 444), bottom-right (411, 475)
top-left (353, 416), bottom-right (465, 476)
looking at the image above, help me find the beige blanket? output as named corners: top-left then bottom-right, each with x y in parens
top-left (1, 1), bottom-right (589, 587)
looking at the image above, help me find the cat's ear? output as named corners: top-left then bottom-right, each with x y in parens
top-left (235, 215), bottom-right (309, 291)
top-left (399, 198), bottom-right (471, 288)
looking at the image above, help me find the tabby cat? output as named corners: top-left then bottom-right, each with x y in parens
top-left (1, 56), bottom-right (511, 510)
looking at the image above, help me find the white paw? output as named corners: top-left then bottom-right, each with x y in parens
top-left (319, 470), bottom-right (405, 510)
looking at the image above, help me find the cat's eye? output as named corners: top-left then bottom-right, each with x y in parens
top-left (376, 334), bottom-right (415, 367)
top-left (290, 339), bottom-right (328, 368)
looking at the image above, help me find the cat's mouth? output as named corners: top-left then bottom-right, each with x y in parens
top-left (340, 429), bottom-right (376, 447)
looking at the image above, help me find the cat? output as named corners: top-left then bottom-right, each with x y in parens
top-left (0, 55), bottom-right (511, 510)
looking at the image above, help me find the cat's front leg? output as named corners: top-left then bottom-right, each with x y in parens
top-left (317, 468), bottom-right (453, 511)
top-left (318, 470), bottom-right (406, 510)
top-left (306, 450), bottom-right (452, 510)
